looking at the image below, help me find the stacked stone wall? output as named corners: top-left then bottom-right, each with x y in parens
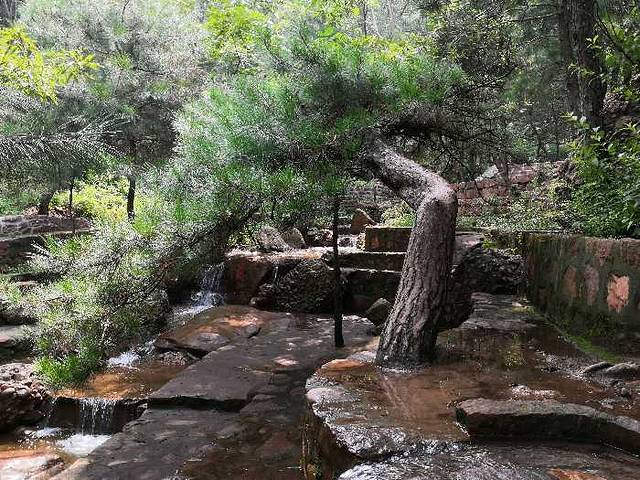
top-left (524, 233), bottom-right (640, 354)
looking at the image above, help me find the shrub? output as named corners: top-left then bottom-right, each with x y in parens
top-left (568, 119), bottom-right (640, 238)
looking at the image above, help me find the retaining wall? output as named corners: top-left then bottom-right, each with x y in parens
top-left (524, 233), bottom-right (640, 354)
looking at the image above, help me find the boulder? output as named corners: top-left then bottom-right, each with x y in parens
top-left (273, 259), bottom-right (336, 313)
top-left (364, 298), bottom-right (392, 326)
top-left (350, 209), bottom-right (376, 234)
top-left (0, 363), bottom-right (51, 432)
top-left (256, 226), bottom-right (290, 253)
top-left (281, 228), bottom-right (306, 249)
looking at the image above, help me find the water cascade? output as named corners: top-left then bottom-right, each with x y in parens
top-left (191, 263), bottom-right (226, 308)
top-left (79, 397), bottom-right (118, 434)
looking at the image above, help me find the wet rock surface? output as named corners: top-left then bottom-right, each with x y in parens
top-left (457, 398), bottom-right (640, 452)
top-left (303, 293), bottom-right (640, 479)
top-left (53, 306), bottom-right (374, 479)
top-left (337, 443), bottom-right (640, 480)
top-left (0, 364), bottom-right (51, 432)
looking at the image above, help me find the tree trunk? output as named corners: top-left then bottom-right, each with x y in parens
top-left (572, 0), bottom-right (605, 125)
top-left (127, 176), bottom-right (136, 221)
top-left (332, 196), bottom-right (344, 348)
top-left (557, 0), bottom-right (580, 114)
top-left (37, 190), bottom-right (55, 215)
top-left (557, 0), bottom-right (605, 124)
top-left (360, 139), bottom-right (458, 368)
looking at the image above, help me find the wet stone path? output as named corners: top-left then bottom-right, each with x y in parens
top-left (51, 306), bottom-right (375, 480)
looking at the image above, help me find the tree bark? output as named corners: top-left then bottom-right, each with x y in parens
top-left (360, 139), bottom-right (458, 368)
top-left (37, 190), bottom-right (55, 215)
top-left (557, 0), bottom-right (605, 124)
top-left (332, 196), bottom-right (344, 348)
top-left (557, 0), bottom-right (580, 114)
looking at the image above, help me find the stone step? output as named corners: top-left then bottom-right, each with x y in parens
top-left (0, 325), bottom-right (29, 360)
top-left (323, 251), bottom-right (405, 272)
top-left (364, 228), bottom-right (484, 254)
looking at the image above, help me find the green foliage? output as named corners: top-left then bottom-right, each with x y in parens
top-left (457, 178), bottom-right (574, 232)
top-left (202, 0), bottom-right (465, 174)
top-left (568, 118), bottom-right (640, 237)
top-left (51, 175), bottom-right (129, 222)
top-left (381, 202), bottom-right (415, 227)
top-left (567, 9), bottom-right (640, 238)
top-left (0, 26), bottom-right (96, 102)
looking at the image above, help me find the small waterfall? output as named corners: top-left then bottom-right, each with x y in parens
top-left (191, 263), bottom-right (225, 308)
top-left (79, 398), bottom-right (118, 434)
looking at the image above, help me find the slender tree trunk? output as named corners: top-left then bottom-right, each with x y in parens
top-left (37, 190), bottom-right (55, 215)
top-left (127, 176), bottom-right (136, 221)
top-left (332, 196), bottom-right (344, 348)
top-left (69, 176), bottom-right (76, 235)
top-left (361, 139), bottom-right (458, 368)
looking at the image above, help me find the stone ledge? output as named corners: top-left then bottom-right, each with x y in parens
top-left (456, 398), bottom-right (640, 454)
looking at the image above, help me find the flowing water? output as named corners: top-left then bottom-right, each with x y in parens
top-left (78, 398), bottom-right (118, 434)
top-left (171, 263), bottom-right (227, 325)
top-left (191, 263), bottom-right (226, 309)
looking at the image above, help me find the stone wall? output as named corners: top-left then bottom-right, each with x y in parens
top-left (0, 216), bottom-right (91, 272)
top-left (524, 233), bottom-right (640, 354)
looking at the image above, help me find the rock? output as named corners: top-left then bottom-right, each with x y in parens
top-left (306, 228), bottom-right (333, 247)
top-left (223, 254), bottom-right (274, 304)
top-left (256, 226), bottom-right (290, 253)
top-left (548, 469), bottom-right (607, 480)
top-left (50, 408), bottom-right (237, 480)
top-left (456, 398), bottom-right (640, 453)
top-left (273, 259), bottom-right (337, 313)
top-left (350, 209), bottom-right (376, 234)
top-left (281, 228), bottom-right (306, 249)
top-left (364, 298), bottom-right (392, 326)
top-left (602, 362), bottom-right (640, 380)
top-left (0, 450), bottom-right (64, 480)
top-left (0, 363), bottom-right (51, 432)
top-left (455, 245), bottom-right (524, 295)
top-left (0, 302), bottom-right (36, 326)
top-left (581, 362), bottom-right (613, 376)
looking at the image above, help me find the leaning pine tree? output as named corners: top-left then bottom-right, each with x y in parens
top-left (202, 0), bottom-right (499, 368)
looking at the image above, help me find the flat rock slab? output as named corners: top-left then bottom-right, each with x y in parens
top-left (456, 398), bottom-right (640, 454)
top-left (0, 450), bottom-right (64, 480)
top-left (154, 305), bottom-right (276, 356)
top-left (51, 408), bottom-right (236, 480)
top-left (151, 308), bottom-right (373, 410)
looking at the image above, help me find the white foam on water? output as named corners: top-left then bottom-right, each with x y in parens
top-left (107, 350), bottom-right (141, 368)
top-left (56, 433), bottom-right (111, 457)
